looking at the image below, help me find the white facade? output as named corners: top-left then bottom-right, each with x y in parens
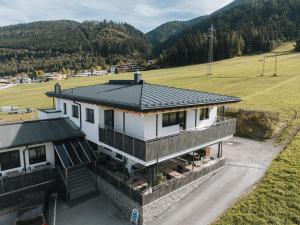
top-left (0, 142), bottom-right (55, 176)
top-left (55, 98), bottom-right (218, 142)
top-left (52, 97), bottom-right (219, 168)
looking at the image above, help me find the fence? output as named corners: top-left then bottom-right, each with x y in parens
top-left (95, 157), bottom-right (226, 206)
top-left (99, 119), bottom-right (236, 162)
top-left (0, 168), bottom-right (57, 195)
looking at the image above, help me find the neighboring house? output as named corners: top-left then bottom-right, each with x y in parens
top-left (0, 118), bottom-right (98, 209)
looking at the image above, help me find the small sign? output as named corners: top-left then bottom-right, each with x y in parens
top-left (130, 208), bottom-right (139, 224)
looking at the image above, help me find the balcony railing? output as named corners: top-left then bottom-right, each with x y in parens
top-left (99, 119), bottom-right (236, 163)
top-left (0, 168), bottom-right (57, 195)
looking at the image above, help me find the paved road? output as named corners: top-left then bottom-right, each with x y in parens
top-left (148, 137), bottom-right (281, 225)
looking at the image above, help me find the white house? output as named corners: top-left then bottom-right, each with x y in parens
top-left (45, 72), bottom-right (240, 171)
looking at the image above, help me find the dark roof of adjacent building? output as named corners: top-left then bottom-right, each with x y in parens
top-left (46, 79), bottom-right (241, 112)
top-left (0, 118), bottom-right (84, 150)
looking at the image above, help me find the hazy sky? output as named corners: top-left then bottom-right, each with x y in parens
top-left (0, 0), bottom-right (233, 32)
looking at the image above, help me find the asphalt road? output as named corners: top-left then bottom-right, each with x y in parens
top-left (148, 137), bottom-right (281, 225)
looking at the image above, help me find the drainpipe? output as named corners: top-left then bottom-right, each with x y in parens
top-left (73, 101), bottom-right (82, 129)
top-left (22, 146), bottom-right (29, 173)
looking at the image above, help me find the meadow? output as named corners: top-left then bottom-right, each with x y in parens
top-left (0, 43), bottom-right (300, 224)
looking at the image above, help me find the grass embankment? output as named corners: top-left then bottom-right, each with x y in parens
top-left (0, 43), bottom-right (300, 222)
top-left (215, 132), bottom-right (300, 225)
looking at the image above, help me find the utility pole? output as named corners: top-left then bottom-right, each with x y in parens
top-left (273, 55), bottom-right (278, 76)
top-left (261, 57), bottom-right (266, 76)
top-left (207, 25), bottom-right (215, 75)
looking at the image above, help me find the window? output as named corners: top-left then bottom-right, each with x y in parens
top-left (86, 108), bottom-right (94, 123)
top-left (0, 150), bottom-right (21, 171)
top-left (72, 105), bottom-right (79, 118)
top-left (63, 103), bottom-right (67, 114)
top-left (162, 112), bottom-right (184, 127)
top-left (104, 110), bottom-right (114, 128)
top-left (28, 145), bottom-right (46, 165)
top-left (200, 108), bottom-right (210, 120)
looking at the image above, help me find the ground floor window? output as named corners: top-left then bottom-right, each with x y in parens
top-left (29, 145), bottom-right (46, 165)
top-left (0, 150), bottom-right (21, 171)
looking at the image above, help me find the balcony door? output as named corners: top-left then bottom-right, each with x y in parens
top-left (178, 111), bottom-right (186, 130)
top-left (104, 110), bottom-right (114, 128)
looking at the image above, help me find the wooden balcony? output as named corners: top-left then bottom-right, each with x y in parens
top-left (99, 119), bottom-right (236, 163)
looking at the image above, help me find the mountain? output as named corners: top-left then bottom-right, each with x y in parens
top-left (0, 20), bottom-right (151, 76)
top-left (156, 0), bottom-right (300, 67)
top-left (146, 16), bottom-right (205, 47)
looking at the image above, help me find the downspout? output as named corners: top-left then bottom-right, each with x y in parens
top-left (73, 101), bottom-right (82, 129)
top-left (23, 145), bottom-right (29, 173)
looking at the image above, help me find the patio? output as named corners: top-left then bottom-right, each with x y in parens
top-left (94, 145), bottom-right (223, 205)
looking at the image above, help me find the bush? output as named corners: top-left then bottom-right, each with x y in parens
top-left (226, 108), bottom-right (280, 140)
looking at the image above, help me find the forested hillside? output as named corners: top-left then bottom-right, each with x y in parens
top-left (0, 20), bottom-right (150, 76)
top-left (157, 0), bottom-right (300, 66)
top-left (146, 16), bottom-right (205, 48)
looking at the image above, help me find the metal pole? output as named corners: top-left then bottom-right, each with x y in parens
top-left (261, 57), bottom-right (265, 76)
top-left (207, 25), bottom-right (215, 75)
top-left (274, 56), bottom-right (278, 76)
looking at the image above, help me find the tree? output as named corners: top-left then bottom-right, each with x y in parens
top-left (296, 40), bottom-right (300, 52)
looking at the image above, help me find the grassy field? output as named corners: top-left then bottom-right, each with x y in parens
top-left (0, 43), bottom-right (300, 223)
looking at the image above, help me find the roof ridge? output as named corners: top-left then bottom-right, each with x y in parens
top-left (95, 84), bottom-right (131, 94)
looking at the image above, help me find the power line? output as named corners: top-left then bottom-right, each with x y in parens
top-left (207, 24), bottom-right (215, 75)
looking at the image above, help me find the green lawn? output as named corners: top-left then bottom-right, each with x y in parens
top-left (1, 43), bottom-right (300, 223)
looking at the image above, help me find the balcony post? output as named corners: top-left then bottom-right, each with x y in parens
top-left (217, 142), bottom-right (223, 158)
top-left (222, 105), bottom-right (225, 121)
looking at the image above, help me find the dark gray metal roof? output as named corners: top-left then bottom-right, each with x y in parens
top-left (46, 81), bottom-right (240, 112)
top-left (0, 118), bottom-right (85, 150)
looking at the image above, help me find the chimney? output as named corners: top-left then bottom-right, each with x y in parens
top-left (134, 71), bottom-right (142, 84)
top-left (54, 83), bottom-right (61, 94)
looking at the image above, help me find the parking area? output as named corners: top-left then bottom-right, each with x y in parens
top-left (56, 194), bottom-right (131, 225)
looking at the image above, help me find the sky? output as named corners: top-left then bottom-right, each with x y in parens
top-left (0, 0), bottom-right (233, 33)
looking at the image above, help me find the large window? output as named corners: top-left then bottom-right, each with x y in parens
top-left (72, 105), bottom-right (79, 118)
top-left (0, 150), bottom-right (21, 171)
top-left (86, 108), bottom-right (94, 123)
top-left (162, 111), bottom-right (186, 128)
top-left (28, 145), bottom-right (46, 165)
top-left (63, 103), bottom-right (67, 114)
top-left (200, 108), bottom-right (210, 120)
top-left (104, 110), bottom-right (114, 128)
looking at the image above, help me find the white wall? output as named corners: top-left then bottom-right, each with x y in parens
top-left (0, 142), bottom-right (55, 176)
top-left (55, 97), bottom-right (218, 142)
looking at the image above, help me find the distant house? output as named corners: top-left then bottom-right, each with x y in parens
top-left (44, 73), bottom-right (67, 81)
top-left (115, 63), bottom-right (146, 73)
